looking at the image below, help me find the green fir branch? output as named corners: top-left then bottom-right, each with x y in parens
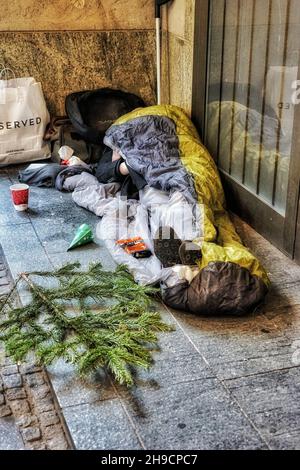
top-left (0, 262), bottom-right (173, 386)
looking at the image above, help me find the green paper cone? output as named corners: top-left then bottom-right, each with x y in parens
top-left (67, 224), bottom-right (94, 251)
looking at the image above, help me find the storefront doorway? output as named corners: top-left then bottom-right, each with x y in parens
top-left (192, 0), bottom-right (300, 259)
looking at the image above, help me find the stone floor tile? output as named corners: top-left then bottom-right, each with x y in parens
top-left (0, 417), bottom-right (25, 450)
top-left (28, 187), bottom-right (101, 255)
top-left (225, 367), bottom-right (300, 449)
top-left (130, 354), bottom-right (215, 389)
top-left (63, 399), bottom-right (143, 450)
top-left (169, 308), bottom-right (296, 379)
top-left (47, 360), bottom-right (116, 408)
top-left (233, 215), bottom-right (300, 287)
top-left (267, 430), bottom-right (300, 450)
top-left (0, 223), bottom-right (52, 279)
top-left (49, 243), bottom-right (117, 272)
top-left (120, 379), bottom-right (267, 450)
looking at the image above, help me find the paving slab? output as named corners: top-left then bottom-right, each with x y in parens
top-left (0, 417), bottom-right (25, 450)
top-left (267, 429), bottom-right (300, 450)
top-left (50, 244), bottom-right (117, 272)
top-left (0, 223), bottom-right (52, 278)
top-left (130, 353), bottom-right (215, 388)
top-left (47, 360), bottom-right (116, 408)
top-left (0, 222), bottom-right (53, 305)
top-left (225, 367), bottom-right (300, 450)
top-left (118, 378), bottom-right (267, 450)
top-left (63, 399), bottom-right (143, 450)
top-left (259, 284), bottom-right (300, 342)
top-left (233, 215), bottom-right (300, 287)
top-left (29, 189), bottom-right (101, 255)
top-left (168, 308), bottom-right (295, 380)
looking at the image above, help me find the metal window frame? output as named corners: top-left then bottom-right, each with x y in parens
top-left (191, 0), bottom-right (210, 141)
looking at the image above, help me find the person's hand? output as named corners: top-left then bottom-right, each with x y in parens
top-left (119, 162), bottom-right (129, 176)
top-left (112, 150), bottom-right (121, 162)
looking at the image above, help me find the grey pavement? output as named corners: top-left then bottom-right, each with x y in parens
top-left (1, 165), bottom-right (300, 450)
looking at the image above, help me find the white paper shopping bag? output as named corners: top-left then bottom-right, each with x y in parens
top-left (0, 69), bottom-right (50, 165)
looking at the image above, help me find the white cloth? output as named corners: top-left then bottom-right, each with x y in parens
top-left (66, 173), bottom-right (204, 287)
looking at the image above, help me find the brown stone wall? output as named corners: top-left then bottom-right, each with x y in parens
top-left (0, 0), bottom-right (154, 31)
top-left (0, 1), bottom-right (156, 115)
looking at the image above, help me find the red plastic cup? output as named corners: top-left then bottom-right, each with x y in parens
top-left (10, 183), bottom-right (29, 211)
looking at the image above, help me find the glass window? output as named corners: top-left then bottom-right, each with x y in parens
top-left (206, 0), bottom-right (300, 215)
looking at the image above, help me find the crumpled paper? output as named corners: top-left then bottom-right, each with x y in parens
top-left (58, 145), bottom-right (74, 161)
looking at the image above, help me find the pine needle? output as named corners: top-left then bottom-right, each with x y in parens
top-left (0, 262), bottom-right (173, 386)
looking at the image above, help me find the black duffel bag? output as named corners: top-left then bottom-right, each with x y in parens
top-left (65, 88), bottom-right (145, 145)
